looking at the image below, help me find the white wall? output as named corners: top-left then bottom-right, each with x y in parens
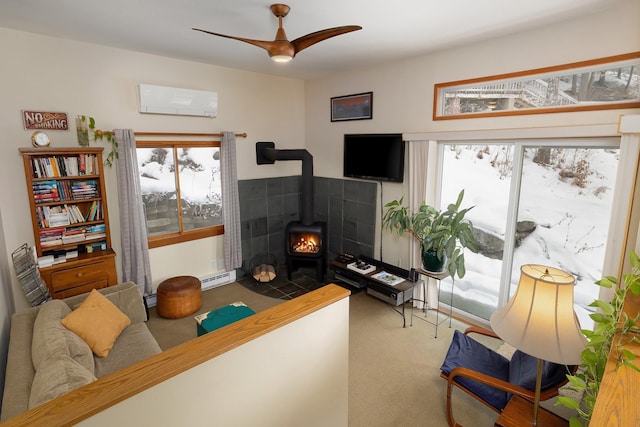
top-left (0, 210), bottom-right (15, 407)
top-left (0, 29), bottom-right (307, 312)
top-left (76, 297), bottom-right (349, 427)
top-left (2, 1), bottom-right (639, 311)
top-left (304, 0), bottom-right (640, 266)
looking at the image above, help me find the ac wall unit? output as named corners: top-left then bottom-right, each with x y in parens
top-left (138, 84), bottom-right (218, 118)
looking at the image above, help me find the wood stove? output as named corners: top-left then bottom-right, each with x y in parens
top-left (256, 142), bottom-right (327, 282)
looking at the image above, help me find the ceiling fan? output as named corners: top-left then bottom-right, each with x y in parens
top-left (193, 3), bottom-right (362, 63)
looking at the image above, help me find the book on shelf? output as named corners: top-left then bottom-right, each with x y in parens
top-left (77, 154), bottom-right (97, 175)
top-left (37, 205), bottom-right (71, 228)
top-left (85, 201), bottom-right (103, 221)
top-left (78, 155), bottom-right (86, 175)
top-left (42, 248), bottom-right (79, 260)
top-left (37, 255), bottom-right (54, 268)
top-left (32, 180), bottom-right (57, 190)
top-left (31, 158), bottom-right (42, 178)
top-left (85, 232), bottom-right (106, 241)
top-left (66, 249), bottom-right (78, 259)
top-left (61, 234), bottom-right (86, 244)
top-left (65, 204), bottom-right (85, 224)
top-left (56, 181), bottom-right (72, 200)
top-left (89, 223), bottom-right (106, 232)
top-left (71, 181), bottom-right (99, 200)
top-left (40, 239), bottom-right (63, 248)
top-left (45, 158), bottom-right (55, 177)
top-left (39, 228), bottom-right (65, 243)
top-left (371, 271), bottom-right (405, 287)
top-left (31, 155), bottom-right (85, 178)
top-left (32, 181), bottom-right (60, 203)
top-left (48, 212), bottom-right (70, 227)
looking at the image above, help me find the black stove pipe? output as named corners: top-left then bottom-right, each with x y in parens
top-left (256, 142), bottom-right (314, 226)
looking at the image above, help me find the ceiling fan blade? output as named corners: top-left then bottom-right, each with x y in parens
top-left (193, 28), bottom-right (277, 53)
top-left (291, 25), bottom-right (362, 54)
top-left (194, 5), bottom-right (362, 62)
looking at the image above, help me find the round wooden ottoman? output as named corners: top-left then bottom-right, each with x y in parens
top-left (156, 276), bottom-right (202, 319)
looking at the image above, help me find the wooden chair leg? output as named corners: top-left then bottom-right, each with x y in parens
top-left (446, 379), bottom-right (463, 427)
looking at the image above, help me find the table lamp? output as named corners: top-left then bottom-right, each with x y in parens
top-left (490, 264), bottom-right (587, 425)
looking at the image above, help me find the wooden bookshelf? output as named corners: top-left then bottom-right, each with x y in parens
top-left (20, 147), bottom-right (117, 298)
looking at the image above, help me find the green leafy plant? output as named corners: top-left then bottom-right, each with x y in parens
top-left (77, 115), bottom-right (119, 167)
top-left (381, 189), bottom-right (478, 280)
top-left (556, 250), bottom-right (640, 426)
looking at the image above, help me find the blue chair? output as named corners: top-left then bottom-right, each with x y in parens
top-left (440, 327), bottom-right (574, 427)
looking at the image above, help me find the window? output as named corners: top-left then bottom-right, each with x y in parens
top-left (437, 141), bottom-right (619, 328)
top-left (434, 52), bottom-right (640, 119)
top-left (136, 141), bottom-right (223, 248)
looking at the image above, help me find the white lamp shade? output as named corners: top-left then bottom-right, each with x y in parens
top-left (490, 264), bottom-right (587, 365)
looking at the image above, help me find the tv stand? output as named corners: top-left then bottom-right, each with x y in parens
top-left (329, 255), bottom-right (421, 327)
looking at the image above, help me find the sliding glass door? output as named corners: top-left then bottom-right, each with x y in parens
top-left (438, 141), bottom-right (619, 325)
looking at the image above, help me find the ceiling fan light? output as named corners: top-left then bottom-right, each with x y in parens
top-left (271, 54), bottom-right (293, 63)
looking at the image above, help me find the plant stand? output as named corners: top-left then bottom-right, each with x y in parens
top-left (411, 268), bottom-right (451, 338)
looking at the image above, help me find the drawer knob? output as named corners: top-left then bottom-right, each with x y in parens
top-left (76, 272), bottom-right (84, 278)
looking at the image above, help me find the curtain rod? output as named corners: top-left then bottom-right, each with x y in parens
top-left (104, 131), bottom-right (247, 138)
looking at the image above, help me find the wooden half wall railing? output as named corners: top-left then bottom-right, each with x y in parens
top-left (590, 291), bottom-right (640, 425)
top-left (1, 284), bottom-right (350, 427)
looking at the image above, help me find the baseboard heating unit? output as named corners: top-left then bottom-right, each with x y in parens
top-left (199, 270), bottom-right (236, 291)
top-left (144, 270), bottom-right (237, 308)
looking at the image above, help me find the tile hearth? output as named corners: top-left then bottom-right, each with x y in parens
top-left (237, 266), bottom-right (326, 300)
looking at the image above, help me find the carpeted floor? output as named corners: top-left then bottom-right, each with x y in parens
top-left (145, 272), bottom-right (572, 426)
top-left (146, 280), bottom-right (283, 350)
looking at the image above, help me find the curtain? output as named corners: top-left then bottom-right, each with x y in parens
top-left (408, 140), bottom-right (431, 308)
top-left (114, 129), bottom-right (152, 296)
top-left (221, 131), bottom-right (242, 271)
top-left (600, 123), bottom-right (640, 302)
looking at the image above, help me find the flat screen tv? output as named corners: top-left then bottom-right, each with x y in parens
top-left (343, 133), bottom-right (405, 182)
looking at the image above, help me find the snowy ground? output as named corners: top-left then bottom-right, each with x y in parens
top-left (440, 144), bottom-right (618, 326)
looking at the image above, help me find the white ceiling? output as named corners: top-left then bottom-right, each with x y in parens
top-left (0, 0), bottom-right (620, 80)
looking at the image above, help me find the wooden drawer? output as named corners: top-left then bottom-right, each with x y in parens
top-left (51, 263), bottom-right (109, 290)
top-left (52, 280), bottom-right (109, 299)
top-left (39, 250), bottom-right (117, 299)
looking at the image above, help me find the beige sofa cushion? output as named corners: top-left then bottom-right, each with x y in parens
top-left (1, 308), bottom-right (39, 421)
top-left (94, 322), bottom-right (163, 377)
top-left (31, 300), bottom-right (94, 374)
top-left (28, 354), bottom-right (96, 409)
top-left (65, 281), bottom-right (148, 324)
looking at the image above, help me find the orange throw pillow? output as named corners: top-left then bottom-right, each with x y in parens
top-left (61, 289), bottom-right (131, 357)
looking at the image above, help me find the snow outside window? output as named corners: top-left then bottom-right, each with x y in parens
top-left (136, 142), bottom-right (223, 247)
top-left (438, 141), bottom-right (619, 327)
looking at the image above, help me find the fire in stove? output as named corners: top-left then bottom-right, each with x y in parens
top-left (292, 234), bottom-right (320, 254)
top-left (285, 221), bottom-right (327, 281)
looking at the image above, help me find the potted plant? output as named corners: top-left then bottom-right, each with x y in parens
top-left (556, 250), bottom-right (640, 426)
top-left (76, 115), bottom-right (119, 167)
top-left (382, 189), bottom-right (478, 280)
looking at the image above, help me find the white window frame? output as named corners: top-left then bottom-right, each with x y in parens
top-left (405, 124), bottom-right (635, 322)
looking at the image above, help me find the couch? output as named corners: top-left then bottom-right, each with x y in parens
top-left (0, 282), bottom-right (162, 421)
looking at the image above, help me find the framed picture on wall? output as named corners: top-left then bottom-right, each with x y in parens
top-left (331, 92), bottom-right (373, 121)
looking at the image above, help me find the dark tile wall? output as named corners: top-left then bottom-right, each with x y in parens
top-left (238, 176), bottom-right (377, 278)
